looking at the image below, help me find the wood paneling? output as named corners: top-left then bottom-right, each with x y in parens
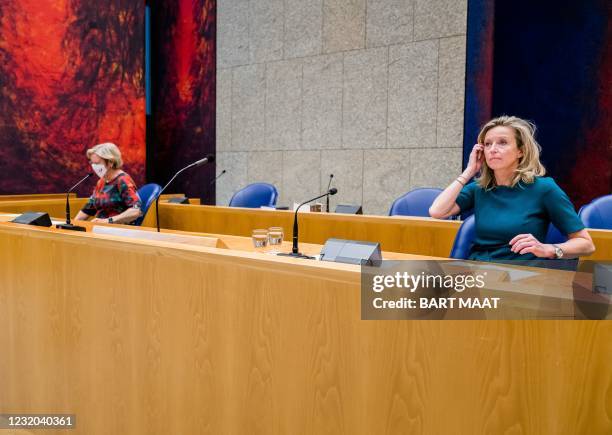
top-left (151, 204), bottom-right (612, 261)
top-left (0, 193), bottom-right (76, 201)
top-left (152, 204), bottom-right (462, 258)
top-left (0, 199), bottom-right (609, 260)
top-left (0, 223), bottom-right (611, 434)
top-left (0, 198), bottom-right (89, 218)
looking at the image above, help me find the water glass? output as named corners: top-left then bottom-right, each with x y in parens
top-left (268, 227), bottom-right (284, 246)
top-left (252, 229), bottom-right (269, 251)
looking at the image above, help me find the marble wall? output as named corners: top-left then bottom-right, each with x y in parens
top-left (216, 0), bottom-right (467, 215)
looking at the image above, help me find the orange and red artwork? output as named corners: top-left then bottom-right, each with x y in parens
top-left (149, 0), bottom-right (216, 201)
top-left (0, 0), bottom-right (145, 194)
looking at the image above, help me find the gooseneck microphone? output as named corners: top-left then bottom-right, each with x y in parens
top-left (278, 188), bottom-right (338, 259)
top-left (190, 155), bottom-right (215, 168)
top-left (206, 169), bottom-right (226, 203)
top-left (326, 174), bottom-right (334, 213)
top-left (56, 172), bottom-right (93, 231)
top-left (155, 154), bottom-right (215, 232)
top-left (210, 169), bottom-right (226, 185)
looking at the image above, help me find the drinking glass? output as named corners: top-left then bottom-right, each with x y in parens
top-left (267, 227), bottom-right (284, 253)
top-left (252, 229), bottom-right (269, 251)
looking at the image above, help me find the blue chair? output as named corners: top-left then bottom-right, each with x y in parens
top-left (229, 183), bottom-right (278, 208)
top-left (131, 183), bottom-right (162, 226)
top-left (450, 215), bottom-right (476, 259)
top-left (579, 194), bottom-right (612, 230)
top-left (389, 188), bottom-right (444, 217)
top-left (545, 224), bottom-right (567, 244)
top-left (450, 217), bottom-right (571, 260)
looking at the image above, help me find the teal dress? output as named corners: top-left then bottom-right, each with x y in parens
top-left (455, 177), bottom-right (585, 261)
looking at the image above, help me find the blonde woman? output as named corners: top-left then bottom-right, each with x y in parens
top-left (429, 116), bottom-right (595, 261)
top-left (74, 142), bottom-right (142, 224)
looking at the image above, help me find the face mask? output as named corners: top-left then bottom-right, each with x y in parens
top-left (91, 163), bottom-right (108, 179)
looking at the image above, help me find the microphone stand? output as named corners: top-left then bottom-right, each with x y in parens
top-left (326, 174), bottom-right (334, 213)
top-left (56, 173), bottom-right (93, 231)
top-left (156, 156), bottom-right (214, 232)
top-left (278, 188), bottom-right (337, 259)
top-left (206, 169), bottom-right (226, 204)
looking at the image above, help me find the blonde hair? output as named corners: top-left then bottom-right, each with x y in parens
top-left (476, 115), bottom-right (546, 189)
top-left (86, 142), bottom-right (123, 169)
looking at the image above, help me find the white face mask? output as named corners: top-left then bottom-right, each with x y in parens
top-left (91, 163), bottom-right (108, 179)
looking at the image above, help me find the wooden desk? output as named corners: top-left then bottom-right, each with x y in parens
top-left (0, 193), bottom-right (76, 201)
top-left (146, 204), bottom-right (462, 257)
top-left (0, 198), bottom-right (89, 218)
top-left (149, 203), bottom-right (612, 261)
top-left (0, 196), bottom-right (198, 225)
top-left (0, 221), bottom-right (611, 434)
top-left (0, 198), bottom-right (609, 260)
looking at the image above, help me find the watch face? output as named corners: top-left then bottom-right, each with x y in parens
top-left (555, 247), bottom-right (563, 258)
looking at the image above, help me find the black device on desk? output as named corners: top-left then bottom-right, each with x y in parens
top-left (320, 238), bottom-right (381, 266)
top-left (12, 212), bottom-right (52, 227)
top-left (335, 204), bottom-right (363, 214)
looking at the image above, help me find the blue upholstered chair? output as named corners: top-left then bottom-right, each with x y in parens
top-left (450, 216), bottom-right (571, 261)
top-left (131, 183), bottom-right (162, 226)
top-left (229, 183), bottom-right (278, 208)
top-left (545, 223), bottom-right (567, 245)
top-left (389, 188), bottom-right (444, 217)
top-left (450, 215), bottom-right (476, 259)
top-left (579, 194), bottom-right (612, 230)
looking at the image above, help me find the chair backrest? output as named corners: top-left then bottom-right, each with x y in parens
top-left (389, 188), bottom-right (443, 217)
top-left (450, 215), bottom-right (476, 259)
top-left (450, 217), bottom-right (570, 260)
top-left (545, 224), bottom-right (568, 244)
top-left (229, 183), bottom-right (278, 208)
top-left (132, 183), bottom-right (162, 226)
top-left (579, 194), bottom-right (612, 230)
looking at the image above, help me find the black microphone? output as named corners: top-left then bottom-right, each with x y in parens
top-left (56, 172), bottom-right (93, 231)
top-left (205, 169), bottom-right (226, 204)
top-left (156, 155), bottom-right (215, 232)
top-left (189, 154), bottom-right (215, 169)
top-left (278, 188), bottom-right (338, 259)
top-left (210, 169), bottom-right (226, 186)
top-left (326, 174), bottom-right (334, 213)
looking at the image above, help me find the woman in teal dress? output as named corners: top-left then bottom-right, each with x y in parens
top-left (429, 116), bottom-right (595, 261)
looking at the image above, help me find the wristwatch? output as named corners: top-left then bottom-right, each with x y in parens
top-left (552, 244), bottom-right (564, 259)
top-left (108, 217), bottom-right (114, 224)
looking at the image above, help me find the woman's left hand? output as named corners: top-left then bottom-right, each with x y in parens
top-left (509, 233), bottom-right (555, 258)
top-left (91, 218), bottom-right (110, 224)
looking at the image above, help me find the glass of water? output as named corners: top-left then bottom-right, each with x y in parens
top-left (267, 227), bottom-right (284, 253)
top-left (252, 229), bottom-right (269, 251)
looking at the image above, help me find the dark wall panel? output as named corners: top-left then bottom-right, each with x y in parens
top-left (465, 0), bottom-right (611, 207)
top-left (148, 0), bottom-right (216, 203)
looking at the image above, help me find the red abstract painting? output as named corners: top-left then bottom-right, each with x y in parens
top-left (149, 0), bottom-right (216, 201)
top-left (0, 0), bottom-right (145, 194)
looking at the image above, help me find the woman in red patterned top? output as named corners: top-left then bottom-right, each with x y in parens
top-left (75, 142), bottom-right (142, 224)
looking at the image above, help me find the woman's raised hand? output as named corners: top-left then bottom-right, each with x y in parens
top-left (466, 144), bottom-right (484, 178)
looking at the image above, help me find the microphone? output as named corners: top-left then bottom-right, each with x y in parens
top-left (56, 172), bottom-right (93, 231)
top-left (210, 169), bottom-right (226, 186)
top-left (156, 155), bottom-right (215, 232)
top-left (209, 169), bottom-right (227, 186)
top-left (326, 174), bottom-right (334, 213)
top-left (205, 169), bottom-right (226, 204)
top-left (278, 188), bottom-right (338, 259)
top-left (190, 154), bottom-right (215, 168)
